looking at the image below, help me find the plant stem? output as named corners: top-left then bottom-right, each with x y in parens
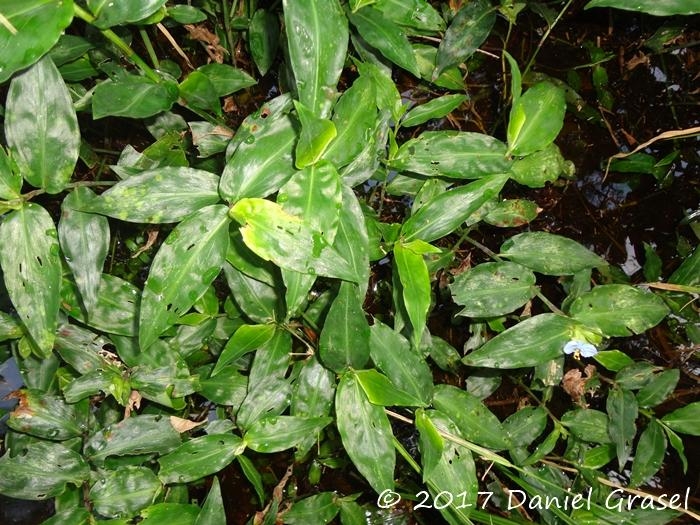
top-left (73, 4), bottom-right (161, 83)
top-left (462, 234), bottom-right (503, 261)
top-left (522, 0), bottom-right (573, 77)
top-left (139, 28), bottom-right (160, 69)
top-left (534, 288), bottom-right (565, 316)
top-left (221, 0), bottom-right (238, 65)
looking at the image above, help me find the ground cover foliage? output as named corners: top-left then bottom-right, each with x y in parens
top-left (0, 1), bottom-right (698, 524)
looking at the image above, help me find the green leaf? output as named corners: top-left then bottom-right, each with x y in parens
top-left (348, 7), bottom-right (420, 77)
top-left (245, 415), bottom-right (332, 453)
top-left (223, 262), bottom-right (284, 323)
top-left (451, 261), bottom-right (536, 318)
top-left (615, 362), bottom-right (658, 390)
top-left (606, 387), bottom-right (638, 468)
top-left (87, 0), bottom-right (167, 28)
top-left (5, 56), bottom-right (79, 194)
top-left (140, 205), bottom-right (230, 349)
top-left (292, 356), bottom-right (336, 418)
top-left (432, 385), bottom-right (510, 449)
top-left (323, 75), bottom-right (378, 168)
top-left (463, 314), bottom-right (580, 368)
top-left (236, 376), bottom-right (292, 430)
top-left (356, 61), bottom-right (404, 121)
top-left (629, 419), bottom-right (666, 487)
top-left (219, 99), bottom-right (297, 201)
top-left (58, 188), bottom-right (109, 313)
top-left (81, 167), bottom-right (221, 223)
top-left (335, 373), bottom-right (395, 494)
top-left (0, 204), bottom-right (61, 356)
top-left (198, 365), bottom-right (248, 406)
top-left (636, 369), bottom-right (679, 408)
top-left (249, 9), bottom-right (279, 76)
top-left (0, 311), bottom-right (23, 342)
top-left (394, 240), bottom-right (434, 347)
top-left (85, 415), bottom-right (182, 465)
top-left (507, 82), bottom-right (566, 156)
top-left (509, 143), bottom-right (575, 188)
top-left (284, 493), bottom-right (339, 525)
top-left (402, 94), bottom-right (468, 128)
top-left (593, 350), bottom-right (634, 372)
top-left (499, 232), bottom-right (606, 275)
top-left (483, 199), bottom-right (540, 228)
top-left (319, 281), bottom-right (371, 372)
top-left (139, 503), bottom-right (200, 524)
top-left (0, 0), bottom-right (74, 84)
top-left (661, 402), bottom-right (700, 436)
top-left (158, 434), bottom-right (245, 484)
top-left (229, 198), bottom-right (358, 282)
top-left (213, 323), bottom-right (276, 376)
top-left (370, 321), bottom-right (433, 405)
top-left (669, 245), bottom-right (700, 286)
top-left (355, 369), bottom-right (426, 406)
top-left (92, 77), bottom-right (178, 119)
top-left (293, 101), bottom-right (337, 169)
top-left (194, 477), bottom-right (225, 525)
top-left (401, 174), bottom-right (508, 242)
top-left (503, 407), bottom-right (548, 448)
top-left (584, 0), bottom-right (700, 16)
top-left (374, 0), bottom-right (445, 34)
top-left (279, 161), bottom-right (342, 315)
top-left (7, 389), bottom-right (82, 440)
top-left (283, 0), bottom-right (348, 117)
top-left (414, 409), bottom-right (443, 479)
top-left (389, 131), bottom-right (510, 179)
top-left (178, 71), bottom-right (220, 114)
top-left (61, 274), bottom-right (140, 336)
top-left (414, 44), bottom-right (464, 90)
top-left (167, 5), bottom-right (207, 24)
top-left (434, 0), bottom-right (495, 78)
top-left (197, 63), bottom-right (256, 97)
top-left (90, 466), bottom-right (162, 519)
top-left (570, 285), bottom-right (669, 337)
top-left (0, 147), bottom-right (21, 200)
top-left (561, 409), bottom-right (612, 444)
top-left (503, 51), bottom-right (522, 108)
top-left (0, 441), bottom-right (89, 500)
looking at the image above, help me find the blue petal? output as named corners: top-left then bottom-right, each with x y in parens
top-left (563, 340), bottom-right (598, 357)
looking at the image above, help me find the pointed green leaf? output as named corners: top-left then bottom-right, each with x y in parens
top-left (561, 409), bottom-right (611, 444)
top-left (245, 415), bottom-right (332, 453)
top-left (229, 198), bottom-right (358, 282)
top-left (349, 7), bottom-right (420, 77)
top-left (389, 131), bottom-right (511, 179)
top-left (283, 0), bottom-right (348, 117)
top-left (463, 314), bottom-right (581, 368)
top-left (87, 0), bottom-right (167, 28)
top-left (197, 63), bottom-right (256, 97)
top-left (606, 387), bottom-right (638, 468)
top-left (503, 407), bottom-right (548, 448)
top-left (0, 441), bottom-right (89, 500)
top-left (593, 350), bottom-right (635, 372)
top-left (92, 76), bottom-right (178, 119)
top-left (323, 75), bottom-right (378, 168)
top-left (570, 285), bottom-right (669, 337)
top-left (140, 205), bottom-right (230, 349)
top-left (80, 167), bottom-right (221, 223)
top-left (0, 146), bottom-right (22, 200)
top-left (284, 493), bottom-right (339, 525)
top-left (85, 415), bottom-right (182, 465)
top-left (509, 143), bottom-right (574, 188)
top-left (0, 204), bottom-right (61, 355)
top-left (414, 409), bottom-right (443, 480)
top-left (249, 9), bottom-right (279, 76)
top-left (499, 231), bottom-right (606, 275)
top-left (374, 0), bottom-right (445, 34)
top-left (402, 94), bottom-right (468, 128)
top-left (213, 323), bottom-right (276, 375)
top-left (434, 0), bottom-right (495, 78)
top-left (139, 503), bottom-right (200, 524)
top-left (483, 198), bottom-right (540, 227)
top-left (401, 174), bottom-right (508, 242)
top-left (158, 434), bottom-right (245, 484)
top-left (195, 477), bottom-right (226, 525)
top-left (414, 44), bottom-right (464, 90)
top-left (370, 321), bottom-right (433, 405)
top-left (507, 82), bottom-right (566, 156)
top-left (355, 369), bottom-right (425, 406)
top-left (219, 108), bottom-right (297, 201)
top-left (90, 466), bottom-right (162, 519)
top-left (584, 0), bottom-right (699, 16)
top-left (432, 385), bottom-right (510, 449)
top-left (7, 389), bottom-right (82, 440)
top-left (451, 261), bottom-right (536, 318)
top-left (236, 376), bottom-right (292, 430)
top-left (5, 56), bottom-right (79, 194)
top-left (279, 161), bottom-right (342, 315)
top-left (293, 101), bottom-right (337, 169)
top-left (630, 419), bottom-right (666, 488)
top-left (178, 71), bottom-right (220, 114)
top-left (319, 281), bottom-right (371, 372)
top-left (223, 261), bottom-right (285, 323)
top-left (0, 0), bottom-right (74, 84)
top-left (661, 402), bottom-right (700, 436)
top-left (394, 240), bottom-right (433, 347)
top-left (335, 373), bottom-right (395, 494)
top-left (636, 369), bottom-right (679, 408)
top-left (58, 188), bottom-right (109, 313)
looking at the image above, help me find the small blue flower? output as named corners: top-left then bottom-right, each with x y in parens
top-left (563, 340), bottom-right (598, 359)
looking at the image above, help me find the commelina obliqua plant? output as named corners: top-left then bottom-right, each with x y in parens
top-left (0, 1), bottom-right (698, 524)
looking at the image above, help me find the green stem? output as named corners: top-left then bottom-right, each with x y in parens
top-left (73, 4), bottom-right (161, 83)
top-left (221, 0), bottom-right (238, 65)
top-left (21, 180), bottom-right (117, 203)
top-left (534, 288), bottom-right (565, 316)
top-left (522, 0), bottom-right (573, 77)
top-left (462, 235), bottom-right (502, 261)
top-left (139, 28), bottom-right (160, 69)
